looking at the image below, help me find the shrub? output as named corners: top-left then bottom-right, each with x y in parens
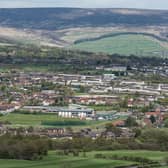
top-left (56, 150), bottom-right (65, 156)
top-left (94, 153), bottom-right (104, 159)
top-left (72, 150), bottom-right (79, 157)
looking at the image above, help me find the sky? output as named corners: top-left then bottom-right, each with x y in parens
top-left (0, 0), bottom-right (168, 10)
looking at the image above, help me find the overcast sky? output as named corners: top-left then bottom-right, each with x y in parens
top-left (0, 0), bottom-right (168, 10)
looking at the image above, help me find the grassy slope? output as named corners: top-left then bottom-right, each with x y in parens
top-left (71, 34), bottom-right (168, 57)
top-left (0, 150), bottom-right (168, 168)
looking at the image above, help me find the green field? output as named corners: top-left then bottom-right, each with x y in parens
top-left (0, 150), bottom-right (168, 168)
top-left (0, 113), bottom-right (107, 128)
top-left (71, 34), bottom-right (168, 57)
top-left (0, 113), bottom-right (58, 127)
top-left (90, 150), bottom-right (168, 161)
top-left (0, 153), bottom-right (132, 168)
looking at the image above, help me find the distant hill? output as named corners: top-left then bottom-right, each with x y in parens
top-left (0, 8), bottom-right (168, 30)
top-left (0, 8), bottom-right (168, 57)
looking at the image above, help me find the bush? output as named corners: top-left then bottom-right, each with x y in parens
top-left (95, 154), bottom-right (153, 164)
top-left (72, 149), bottom-right (79, 157)
top-left (56, 150), bottom-right (65, 156)
top-left (164, 157), bottom-right (168, 165)
top-left (94, 153), bottom-right (103, 159)
top-left (64, 150), bottom-right (70, 156)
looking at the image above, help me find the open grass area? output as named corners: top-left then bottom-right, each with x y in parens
top-left (0, 113), bottom-right (108, 128)
top-left (89, 150), bottom-right (168, 161)
top-left (0, 150), bottom-right (168, 168)
top-left (0, 113), bottom-right (58, 127)
top-left (71, 34), bottom-right (168, 57)
top-left (0, 151), bottom-right (135, 168)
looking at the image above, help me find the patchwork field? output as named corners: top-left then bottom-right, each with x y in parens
top-left (71, 34), bottom-right (168, 57)
top-left (1, 25), bottom-right (168, 58)
top-left (0, 150), bottom-right (168, 168)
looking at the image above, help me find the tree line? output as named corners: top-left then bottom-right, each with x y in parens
top-left (0, 45), bottom-right (167, 69)
top-left (0, 135), bottom-right (49, 160)
top-left (0, 128), bottom-right (168, 161)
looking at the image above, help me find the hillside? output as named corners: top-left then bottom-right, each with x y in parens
top-left (71, 34), bottom-right (168, 57)
top-left (0, 8), bottom-right (168, 30)
top-left (0, 8), bottom-right (168, 56)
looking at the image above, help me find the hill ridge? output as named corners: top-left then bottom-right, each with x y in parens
top-left (0, 8), bottom-right (168, 30)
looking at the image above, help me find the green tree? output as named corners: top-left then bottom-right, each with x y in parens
top-left (149, 115), bottom-right (156, 124)
top-left (125, 116), bottom-right (138, 127)
top-left (133, 128), bottom-right (141, 138)
top-left (164, 119), bottom-right (168, 128)
top-left (105, 123), bottom-right (122, 137)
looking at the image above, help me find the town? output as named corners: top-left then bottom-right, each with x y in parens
top-left (0, 63), bottom-right (168, 140)
top-left (1, 4), bottom-right (168, 168)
